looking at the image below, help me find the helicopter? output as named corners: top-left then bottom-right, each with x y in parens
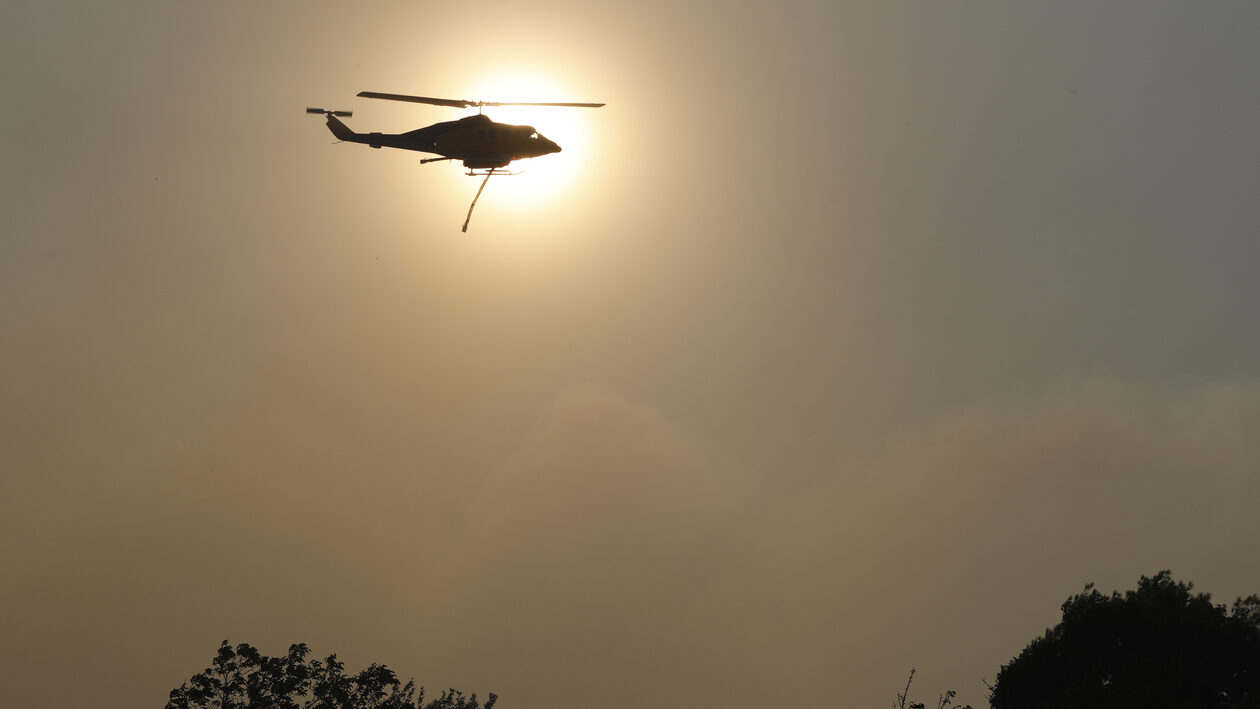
top-left (307, 91), bottom-right (604, 231)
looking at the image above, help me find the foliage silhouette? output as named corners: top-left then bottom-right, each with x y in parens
top-left (893, 668), bottom-right (972, 709)
top-left (990, 571), bottom-right (1260, 709)
top-left (167, 641), bottom-right (497, 709)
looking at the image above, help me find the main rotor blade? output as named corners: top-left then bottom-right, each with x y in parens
top-left (480, 101), bottom-right (605, 108)
top-left (357, 91), bottom-right (605, 109)
top-left (357, 92), bottom-right (472, 108)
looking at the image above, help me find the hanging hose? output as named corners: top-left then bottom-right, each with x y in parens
top-left (461, 168), bottom-right (495, 233)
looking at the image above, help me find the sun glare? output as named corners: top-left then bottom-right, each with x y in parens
top-left (457, 72), bottom-right (600, 213)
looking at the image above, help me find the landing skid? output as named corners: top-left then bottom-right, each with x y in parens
top-left (420, 158), bottom-right (520, 175)
top-left (465, 168), bottom-right (521, 176)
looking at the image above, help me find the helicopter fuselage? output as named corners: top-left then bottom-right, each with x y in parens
top-left (307, 91), bottom-right (602, 231)
top-left (323, 113), bottom-right (560, 169)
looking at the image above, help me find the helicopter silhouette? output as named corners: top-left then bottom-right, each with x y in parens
top-left (308, 91), bottom-right (604, 231)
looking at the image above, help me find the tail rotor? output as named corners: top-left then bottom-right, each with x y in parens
top-left (306, 107), bottom-right (353, 117)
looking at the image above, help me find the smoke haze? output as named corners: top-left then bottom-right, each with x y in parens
top-left (4, 2), bottom-right (1260, 707)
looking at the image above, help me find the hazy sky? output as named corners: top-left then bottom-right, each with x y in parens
top-left (4, 2), bottom-right (1260, 707)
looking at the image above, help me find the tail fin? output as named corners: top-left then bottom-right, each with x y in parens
top-left (306, 108), bottom-right (358, 141)
top-left (324, 114), bottom-right (358, 142)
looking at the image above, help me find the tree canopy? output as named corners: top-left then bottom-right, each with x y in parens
top-left (989, 571), bottom-right (1260, 709)
top-left (166, 641), bottom-right (497, 709)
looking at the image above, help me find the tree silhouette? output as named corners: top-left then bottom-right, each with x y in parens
top-left (167, 641), bottom-right (497, 709)
top-left (990, 571), bottom-right (1260, 709)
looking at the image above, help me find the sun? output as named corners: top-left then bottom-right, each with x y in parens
top-left (456, 71), bottom-right (601, 212)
